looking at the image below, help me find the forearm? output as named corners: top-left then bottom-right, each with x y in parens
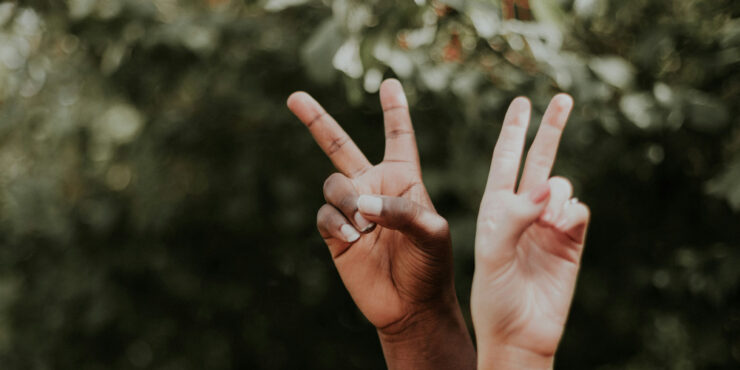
top-left (476, 343), bottom-right (554, 370)
top-left (377, 299), bottom-right (476, 370)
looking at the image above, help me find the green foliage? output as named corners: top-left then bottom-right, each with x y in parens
top-left (0, 0), bottom-right (738, 368)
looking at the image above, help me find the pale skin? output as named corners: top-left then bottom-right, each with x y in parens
top-left (472, 95), bottom-right (591, 369)
top-left (287, 79), bottom-right (476, 370)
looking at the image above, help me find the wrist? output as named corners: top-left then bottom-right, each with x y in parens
top-left (377, 293), bottom-right (476, 370)
top-left (477, 343), bottom-right (554, 370)
top-left (377, 287), bottom-right (457, 336)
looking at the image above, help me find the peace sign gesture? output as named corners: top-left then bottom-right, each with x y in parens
top-left (472, 95), bottom-right (590, 369)
top-left (288, 79), bottom-right (475, 370)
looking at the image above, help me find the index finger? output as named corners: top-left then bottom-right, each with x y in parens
top-left (484, 97), bottom-right (531, 195)
top-left (287, 92), bottom-right (372, 177)
top-left (517, 94), bottom-right (573, 193)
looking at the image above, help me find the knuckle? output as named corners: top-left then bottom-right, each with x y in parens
top-left (398, 198), bottom-right (416, 220)
top-left (388, 198), bottom-right (415, 228)
top-left (501, 124), bottom-right (526, 140)
top-left (429, 216), bottom-right (450, 240)
top-left (322, 173), bottom-right (342, 193)
top-left (494, 146), bottom-right (520, 162)
top-left (316, 206), bottom-right (329, 228)
top-left (306, 111), bottom-right (327, 128)
top-left (326, 135), bottom-right (349, 156)
top-left (528, 153), bottom-right (552, 169)
top-left (316, 204), bottom-right (333, 224)
top-left (545, 114), bottom-right (566, 129)
top-left (323, 172), bottom-right (349, 201)
top-left (385, 128), bottom-right (414, 140)
top-left (382, 105), bottom-right (408, 115)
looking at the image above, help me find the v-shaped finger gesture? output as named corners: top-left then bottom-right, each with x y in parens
top-left (288, 79), bottom-right (476, 370)
top-left (472, 95), bottom-right (590, 369)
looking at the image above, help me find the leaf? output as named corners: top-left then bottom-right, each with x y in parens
top-left (465, 1), bottom-right (500, 38)
top-left (619, 92), bottom-right (658, 129)
top-left (263, 0), bottom-right (310, 12)
top-left (332, 37), bottom-right (364, 79)
top-left (530, 0), bottom-right (567, 30)
top-left (588, 56), bottom-right (635, 90)
top-left (707, 155), bottom-right (740, 211)
top-left (300, 19), bottom-right (344, 84)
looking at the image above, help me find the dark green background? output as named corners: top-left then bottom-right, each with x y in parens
top-left (0, 0), bottom-right (738, 368)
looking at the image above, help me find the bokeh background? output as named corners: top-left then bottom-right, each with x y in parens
top-left (0, 0), bottom-right (738, 368)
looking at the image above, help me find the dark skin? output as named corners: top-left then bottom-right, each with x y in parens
top-left (287, 79), bottom-right (476, 370)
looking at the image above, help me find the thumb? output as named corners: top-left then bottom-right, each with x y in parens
top-left (500, 183), bottom-right (551, 245)
top-left (356, 195), bottom-right (449, 248)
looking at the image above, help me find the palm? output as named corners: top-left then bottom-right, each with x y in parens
top-left (476, 196), bottom-right (583, 354)
top-left (287, 81), bottom-right (453, 331)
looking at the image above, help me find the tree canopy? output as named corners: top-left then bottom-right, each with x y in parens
top-left (0, 0), bottom-right (738, 368)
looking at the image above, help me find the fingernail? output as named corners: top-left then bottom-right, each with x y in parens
top-left (542, 211), bottom-right (553, 223)
top-left (341, 224), bottom-right (360, 243)
top-left (529, 183), bottom-right (550, 204)
top-left (354, 212), bottom-right (375, 232)
top-left (357, 195), bottom-right (383, 216)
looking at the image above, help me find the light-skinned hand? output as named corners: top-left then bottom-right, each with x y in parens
top-left (472, 95), bottom-right (590, 370)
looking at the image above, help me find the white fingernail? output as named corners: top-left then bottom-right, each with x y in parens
top-left (542, 211), bottom-right (553, 223)
top-left (354, 212), bottom-right (375, 232)
top-left (341, 224), bottom-right (360, 243)
top-left (357, 195), bottom-right (382, 216)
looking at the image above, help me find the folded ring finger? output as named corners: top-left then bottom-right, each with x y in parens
top-left (323, 173), bottom-right (375, 232)
top-left (540, 176), bottom-right (573, 225)
top-left (554, 200), bottom-right (591, 244)
top-left (317, 204), bottom-right (360, 258)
